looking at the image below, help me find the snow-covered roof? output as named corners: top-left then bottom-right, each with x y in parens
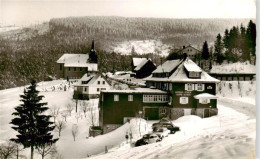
top-left (57, 53), bottom-right (98, 71)
top-left (132, 58), bottom-right (148, 67)
top-left (74, 74), bottom-right (102, 86)
top-left (184, 60), bottom-right (202, 72)
top-left (210, 62), bottom-right (256, 74)
top-left (134, 59), bottom-right (150, 71)
top-left (153, 60), bottom-right (181, 73)
top-left (102, 88), bottom-right (167, 94)
top-left (194, 93), bottom-right (218, 99)
top-left (146, 59), bottom-right (219, 83)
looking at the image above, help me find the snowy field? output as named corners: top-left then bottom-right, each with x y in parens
top-left (113, 40), bottom-right (172, 56)
top-left (0, 80), bottom-right (256, 158)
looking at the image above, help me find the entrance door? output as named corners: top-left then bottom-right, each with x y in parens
top-left (184, 109), bottom-right (191, 116)
top-left (145, 108), bottom-right (159, 120)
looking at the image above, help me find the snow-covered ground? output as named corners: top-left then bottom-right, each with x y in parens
top-left (0, 80), bottom-right (256, 158)
top-left (113, 40), bottom-right (172, 56)
top-left (211, 61), bottom-right (256, 74)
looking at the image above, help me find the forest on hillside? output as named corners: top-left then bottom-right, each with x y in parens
top-left (0, 16), bottom-right (254, 89)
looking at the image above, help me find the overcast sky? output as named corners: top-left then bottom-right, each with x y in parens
top-left (0, 0), bottom-right (256, 26)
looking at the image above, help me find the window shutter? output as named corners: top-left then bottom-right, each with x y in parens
top-left (185, 84), bottom-right (188, 91)
top-left (194, 84), bottom-right (198, 90)
top-left (192, 84), bottom-right (195, 90)
top-left (202, 84), bottom-right (205, 91)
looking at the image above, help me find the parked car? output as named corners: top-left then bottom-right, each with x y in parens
top-left (152, 118), bottom-right (180, 134)
top-left (153, 127), bottom-right (170, 139)
top-left (135, 133), bottom-right (161, 147)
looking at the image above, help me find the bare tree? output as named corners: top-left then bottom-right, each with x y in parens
top-left (71, 124), bottom-right (79, 141)
top-left (87, 101), bottom-right (98, 126)
top-left (50, 106), bottom-right (60, 123)
top-left (36, 143), bottom-right (57, 159)
top-left (61, 110), bottom-right (68, 122)
top-left (75, 112), bottom-right (81, 123)
top-left (80, 101), bottom-right (89, 118)
top-left (66, 103), bottom-right (73, 116)
top-left (55, 120), bottom-right (66, 137)
top-left (0, 141), bottom-right (17, 159)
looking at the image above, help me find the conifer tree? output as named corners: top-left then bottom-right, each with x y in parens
top-left (246, 20), bottom-right (256, 56)
top-left (10, 80), bottom-right (58, 159)
top-left (201, 41), bottom-right (210, 60)
top-left (214, 33), bottom-right (225, 64)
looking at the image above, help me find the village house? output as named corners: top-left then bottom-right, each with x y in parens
top-left (73, 73), bottom-right (111, 99)
top-left (56, 40), bottom-right (98, 79)
top-left (131, 58), bottom-right (156, 78)
top-left (99, 56), bottom-right (220, 133)
top-left (177, 44), bottom-right (201, 60)
top-left (99, 88), bottom-right (169, 133)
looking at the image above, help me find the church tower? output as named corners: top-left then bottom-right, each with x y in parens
top-left (89, 39), bottom-right (98, 63)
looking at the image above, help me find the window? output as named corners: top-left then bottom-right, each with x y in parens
top-left (114, 95), bottom-right (119, 101)
top-left (199, 98), bottom-right (210, 104)
top-left (189, 72), bottom-right (200, 78)
top-left (74, 67), bottom-right (76, 71)
top-left (60, 64), bottom-right (63, 70)
top-left (80, 67), bottom-right (82, 72)
top-left (143, 95), bottom-right (168, 103)
top-left (128, 95), bottom-right (133, 101)
top-left (160, 108), bottom-right (166, 114)
top-left (185, 84), bottom-right (194, 91)
top-left (101, 88), bottom-right (106, 90)
top-left (68, 67), bottom-right (71, 71)
top-left (196, 84), bottom-right (204, 91)
top-left (84, 87), bottom-right (87, 92)
top-left (180, 97), bottom-right (188, 104)
top-left (169, 83), bottom-right (172, 91)
top-left (103, 81), bottom-right (105, 85)
top-left (97, 88), bottom-right (99, 92)
top-left (98, 81), bottom-right (100, 85)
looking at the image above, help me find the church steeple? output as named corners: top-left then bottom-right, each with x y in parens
top-left (89, 39), bottom-right (98, 63)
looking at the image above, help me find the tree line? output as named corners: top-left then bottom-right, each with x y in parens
top-left (214, 20), bottom-right (256, 64)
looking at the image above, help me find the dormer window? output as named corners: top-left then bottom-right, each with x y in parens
top-left (189, 71), bottom-right (201, 78)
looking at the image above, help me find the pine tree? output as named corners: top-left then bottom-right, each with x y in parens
top-left (10, 80), bottom-right (58, 159)
top-left (214, 33), bottom-right (225, 64)
top-left (201, 41), bottom-right (210, 60)
top-left (246, 20), bottom-right (256, 57)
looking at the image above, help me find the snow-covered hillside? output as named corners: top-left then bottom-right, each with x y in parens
top-left (113, 40), bottom-right (172, 56)
top-left (211, 61), bottom-right (256, 74)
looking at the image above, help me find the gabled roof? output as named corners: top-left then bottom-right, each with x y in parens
top-left (132, 58), bottom-right (148, 67)
top-left (153, 60), bottom-right (181, 73)
top-left (177, 45), bottom-right (201, 53)
top-left (57, 53), bottom-right (98, 70)
top-left (74, 73), bottom-right (110, 86)
top-left (134, 59), bottom-right (153, 71)
top-left (145, 58), bottom-right (219, 83)
top-left (183, 59), bottom-right (202, 72)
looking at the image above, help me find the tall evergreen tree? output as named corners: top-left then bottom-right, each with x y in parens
top-left (246, 20), bottom-right (256, 56)
top-left (240, 24), bottom-right (249, 61)
top-left (214, 33), bottom-right (225, 64)
top-left (10, 80), bottom-right (58, 159)
top-left (201, 41), bottom-right (210, 60)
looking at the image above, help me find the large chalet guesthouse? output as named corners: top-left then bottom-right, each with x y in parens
top-left (99, 57), bottom-right (220, 133)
